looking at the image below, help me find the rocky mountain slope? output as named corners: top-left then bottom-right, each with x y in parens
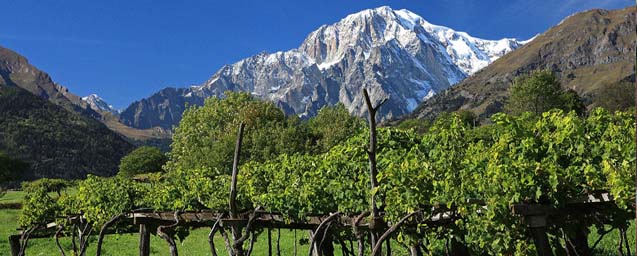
top-left (120, 6), bottom-right (524, 129)
top-left (0, 46), bottom-right (170, 144)
top-left (0, 46), bottom-right (167, 179)
top-left (0, 85), bottom-right (134, 180)
top-left (409, 7), bottom-right (636, 121)
top-left (0, 46), bottom-right (100, 117)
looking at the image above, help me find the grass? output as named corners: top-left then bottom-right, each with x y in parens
top-left (588, 222), bottom-right (636, 255)
top-left (0, 191), bottom-right (25, 205)
top-left (0, 188), bottom-right (76, 206)
top-left (6, 219), bottom-right (380, 256)
top-left (0, 209), bottom-right (20, 254)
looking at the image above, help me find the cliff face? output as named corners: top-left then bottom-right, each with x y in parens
top-left (409, 7), bottom-right (636, 121)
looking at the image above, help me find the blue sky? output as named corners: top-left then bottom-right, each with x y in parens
top-left (2, 0), bottom-right (633, 109)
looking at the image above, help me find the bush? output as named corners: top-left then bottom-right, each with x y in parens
top-left (118, 146), bottom-right (167, 177)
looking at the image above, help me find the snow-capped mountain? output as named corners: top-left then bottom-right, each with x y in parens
top-left (82, 94), bottom-right (119, 114)
top-left (120, 6), bottom-right (526, 129)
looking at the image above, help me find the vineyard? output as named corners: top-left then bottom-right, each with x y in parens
top-left (10, 90), bottom-right (636, 256)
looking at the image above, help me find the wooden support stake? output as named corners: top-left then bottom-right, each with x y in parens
top-left (363, 89), bottom-right (388, 253)
top-left (229, 122), bottom-right (245, 219)
top-left (276, 228), bottom-right (281, 256)
top-left (526, 215), bottom-right (553, 256)
top-left (294, 229), bottom-right (298, 256)
top-left (139, 224), bottom-right (150, 256)
top-left (9, 235), bottom-right (20, 256)
top-left (229, 122), bottom-right (246, 256)
top-left (268, 228), bottom-right (272, 256)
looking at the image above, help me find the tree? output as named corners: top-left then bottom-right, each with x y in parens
top-left (0, 152), bottom-right (27, 182)
top-left (166, 91), bottom-right (307, 175)
top-left (560, 89), bottom-right (586, 116)
top-left (0, 152), bottom-right (27, 197)
top-left (595, 81), bottom-right (634, 112)
top-left (307, 103), bottom-right (365, 152)
top-left (118, 146), bottom-right (168, 177)
top-left (505, 70), bottom-right (585, 115)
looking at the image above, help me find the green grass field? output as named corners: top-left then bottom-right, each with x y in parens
top-left (0, 191), bottom-right (25, 205)
top-left (0, 192), bottom-right (634, 255)
top-left (1, 211), bottom-right (376, 256)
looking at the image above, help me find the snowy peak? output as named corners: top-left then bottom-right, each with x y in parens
top-left (395, 8), bottom-right (525, 74)
top-left (82, 94), bottom-right (118, 114)
top-left (300, 6), bottom-right (524, 75)
top-left (121, 6), bottom-right (527, 129)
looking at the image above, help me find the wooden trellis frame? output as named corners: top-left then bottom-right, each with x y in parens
top-left (8, 193), bottom-right (619, 256)
top-left (8, 89), bottom-right (631, 256)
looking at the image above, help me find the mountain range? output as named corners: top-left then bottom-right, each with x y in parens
top-left (408, 7), bottom-right (636, 121)
top-left (0, 6), bottom-right (634, 180)
top-left (118, 6), bottom-right (525, 130)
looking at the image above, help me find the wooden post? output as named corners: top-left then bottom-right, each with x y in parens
top-left (139, 224), bottom-right (150, 256)
top-left (229, 122), bottom-right (246, 256)
top-left (362, 89), bottom-right (387, 252)
top-left (229, 122), bottom-right (245, 220)
top-left (9, 235), bottom-right (20, 256)
top-left (527, 215), bottom-right (553, 256)
top-left (276, 228), bottom-right (281, 256)
top-left (268, 228), bottom-right (272, 256)
top-left (362, 89), bottom-right (380, 220)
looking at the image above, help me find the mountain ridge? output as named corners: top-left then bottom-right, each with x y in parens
top-left (407, 6), bottom-right (636, 121)
top-left (119, 6), bottom-right (524, 129)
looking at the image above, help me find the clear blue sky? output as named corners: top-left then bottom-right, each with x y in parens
top-left (2, 0), bottom-right (633, 109)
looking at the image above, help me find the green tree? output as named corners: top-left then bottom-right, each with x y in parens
top-left (505, 70), bottom-right (584, 115)
top-left (118, 146), bottom-right (168, 177)
top-left (0, 153), bottom-right (27, 197)
top-left (560, 89), bottom-right (587, 115)
top-left (595, 81), bottom-right (635, 112)
top-left (307, 103), bottom-right (365, 152)
top-left (166, 91), bottom-right (306, 175)
top-left (0, 152), bottom-right (27, 182)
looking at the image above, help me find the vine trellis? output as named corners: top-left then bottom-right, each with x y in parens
top-left (9, 89), bottom-right (634, 256)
